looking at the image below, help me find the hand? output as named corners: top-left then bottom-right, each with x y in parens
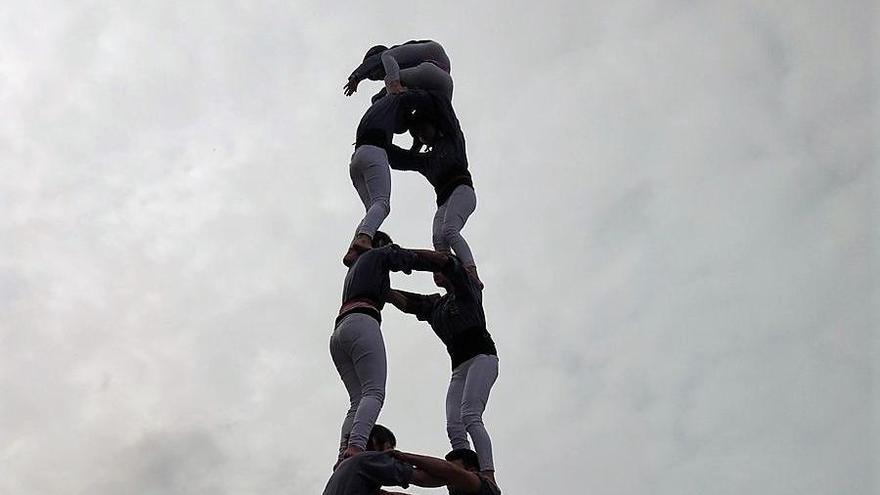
top-left (343, 78), bottom-right (359, 96)
top-left (387, 80), bottom-right (407, 94)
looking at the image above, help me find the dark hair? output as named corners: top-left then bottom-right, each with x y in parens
top-left (363, 45), bottom-right (388, 62)
top-left (367, 424), bottom-right (396, 451)
top-left (445, 449), bottom-right (480, 471)
top-left (372, 231), bottom-right (392, 248)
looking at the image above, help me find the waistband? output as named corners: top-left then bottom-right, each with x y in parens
top-left (336, 299), bottom-right (382, 326)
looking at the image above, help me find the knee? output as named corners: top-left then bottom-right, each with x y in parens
top-left (372, 197), bottom-right (390, 215)
top-left (460, 405), bottom-right (483, 428)
top-left (362, 386), bottom-right (386, 405)
top-left (440, 222), bottom-right (461, 241)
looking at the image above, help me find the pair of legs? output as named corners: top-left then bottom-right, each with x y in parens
top-left (371, 61), bottom-right (454, 105)
top-left (329, 313), bottom-right (387, 459)
top-left (399, 62), bottom-right (453, 100)
top-left (347, 145), bottom-right (391, 263)
top-left (446, 353), bottom-right (499, 473)
top-left (433, 185), bottom-right (480, 283)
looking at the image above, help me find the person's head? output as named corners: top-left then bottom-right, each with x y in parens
top-left (363, 45), bottom-right (388, 80)
top-left (363, 45), bottom-right (387, 61)
top-left (366, 424), bottom-right (397, 452)
top-left (409, 116), bottom-right (440, 146)
top-left (445, 449), bottom-right (480, 472)
top-left (372, 231), bottom-right (392, 248)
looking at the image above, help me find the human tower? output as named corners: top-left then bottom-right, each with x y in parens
top-left (322, 40), bottom-right (502, 495)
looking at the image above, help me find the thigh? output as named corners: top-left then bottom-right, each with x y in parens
top-left (330, 328), bottom-right (361, 401)
top-left (442, 186), bottom-right (476, 230)
top-left (462, 355), bottom-right (499, 410)
top-left (362, 150), bottom-right (391, 199)
top-left (400, 62), bottom-right (453, 98)
top-left (350, 149), bottom-right (371, 206)
top-left (347, 315), bottom-right (387, 389)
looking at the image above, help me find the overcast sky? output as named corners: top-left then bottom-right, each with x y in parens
top-left (1, 1), bottom-right (876, 494)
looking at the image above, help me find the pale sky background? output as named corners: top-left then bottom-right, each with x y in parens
top-left (1, 1), bottom-right (876, 494)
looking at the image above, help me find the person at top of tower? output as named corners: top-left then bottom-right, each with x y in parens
top-left (344, 40), bottom-right (453, 101)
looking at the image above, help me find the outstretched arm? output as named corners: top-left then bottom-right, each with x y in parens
top-left (406, 248), bottom-right (452, 273)
top-left (381, 51), bottom-right (407, 94)
top-left (387, 289), bottom-right (438, 322)
top-left (391, 451), bottom-right (482, 493)
top-left (385, 245), bottom-right (451, 275)
top-left (345, 53), bottom-right (384, 95)
top-left (387, 289), bottom-right (410, 313)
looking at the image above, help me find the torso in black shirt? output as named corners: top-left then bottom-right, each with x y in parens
top-left (322, 451), bottom-right (413, 495)
top-left (404, 257), bottom-right (497, 369)
top-left (338, 245), bottom-right (420, 324)
top-left (355, 90), bottom-right (432, 149)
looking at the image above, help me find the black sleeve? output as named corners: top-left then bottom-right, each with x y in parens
top-left (382, 245), bottom-right (448, 274)
top-left (349, 53), bottom-right (384, 82)
top-left (444, 256), bottom-right (477, 302)
top-left (387, 145), bottom-right (427, 171)
top-left (395, 289), bottom-right (441, 322)
top-left (361, 453), bottom-right (414, 488)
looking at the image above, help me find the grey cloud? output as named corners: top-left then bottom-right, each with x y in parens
top-left (1, 1), bottom-right (875, 494)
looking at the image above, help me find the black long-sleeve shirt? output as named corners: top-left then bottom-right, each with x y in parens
top-left (395, 257), bottom-right (497, 369)
top-left (386, 92), bottom-right (471, 206)
top-left (337, 244), bottom-right (443, 325)
top-left (355, 90), bottom-right (434, 150)
top-left (322, 452), bottom-right (413, 495)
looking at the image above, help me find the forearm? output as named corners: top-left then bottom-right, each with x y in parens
top-left (404, 249), bottom-right (451, 272)
top-left (392, 451), bottom-right (480, 492)
top-left (386, 290), bottom-right (410, 313)
top-left (395, 452), bottom-right (458, 479)
top-left (350, 53), bottom-right (382, 81)
top-left (409, 469), bottom-right (448, 488)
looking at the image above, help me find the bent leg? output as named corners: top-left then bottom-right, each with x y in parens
top-left (399, 62), bottom-right (454, 100)
top-left (439, 185), bottom-right (477, 267)
top-left (460, 354), bottom-right (499, 471)
top-left (350, 145), bottom-right (392, 238)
